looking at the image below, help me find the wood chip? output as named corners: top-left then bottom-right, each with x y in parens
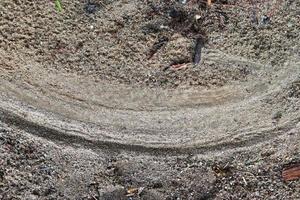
top-left (126, 188), bottom-right (139, 196)
top-left (282, 164), bottom-right (300, 181)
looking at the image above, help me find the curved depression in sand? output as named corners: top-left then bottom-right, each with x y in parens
top-left (1, 53), bottom-right (299, 153)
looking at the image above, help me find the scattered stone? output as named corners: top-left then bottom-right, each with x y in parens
top-left (272, 111), bottom-right (282, 121)
top-left (84, 2), bottom-right (101, 14)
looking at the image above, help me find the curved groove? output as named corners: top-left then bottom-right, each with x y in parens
top-left (1, 104), bottom-right (299, 156)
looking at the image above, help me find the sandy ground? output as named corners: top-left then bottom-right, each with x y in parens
top-left (0, 0), bottom-right (300, 199)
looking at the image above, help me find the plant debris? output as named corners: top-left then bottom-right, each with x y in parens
top-left (126, 187), bottom-right (139, 197)
top-left (282, 163), bottom-right (300, 181)
top-left (55, 0), bottom-right (62, 12)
